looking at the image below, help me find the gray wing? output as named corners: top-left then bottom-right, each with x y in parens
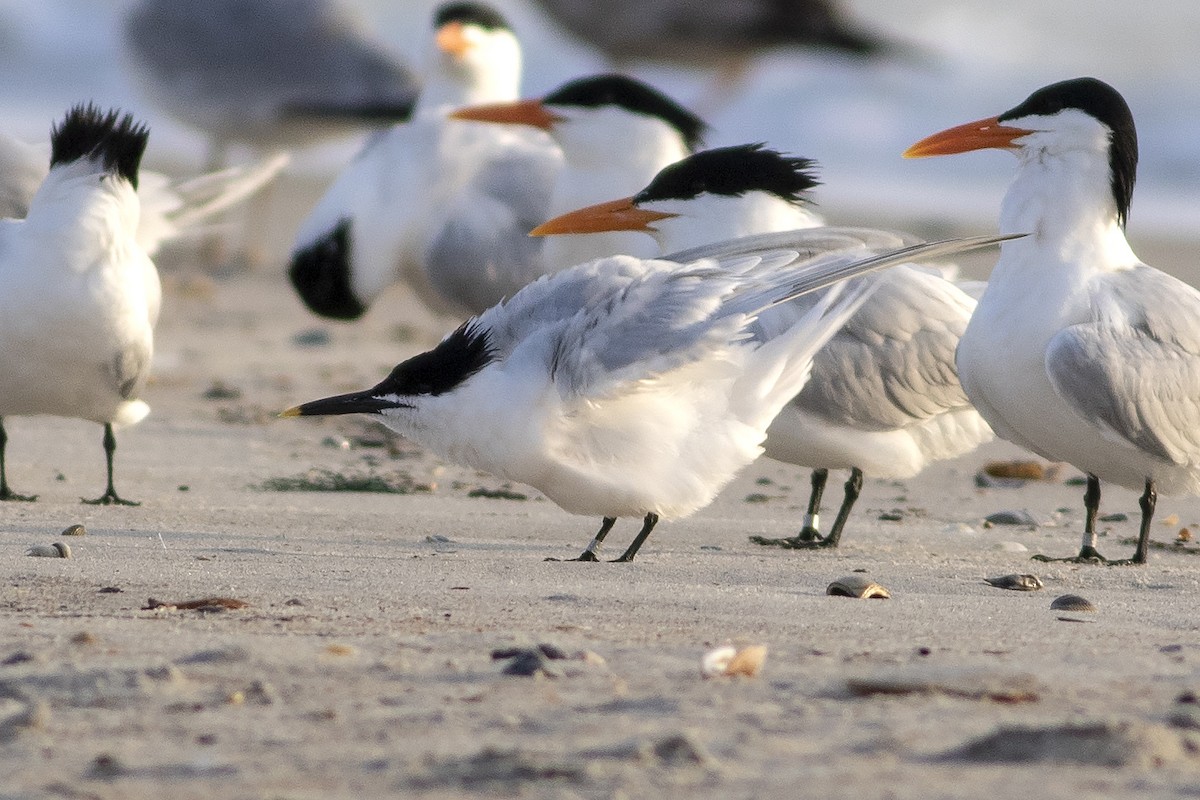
top-left (479, 233), bottom-right (1012, 400)
top-left (795, 265), bottom-right (975, 430)
top-left (1046, 265), bottom-right (1200, 465)
top-left (423, 139), bottom-right (563, 314)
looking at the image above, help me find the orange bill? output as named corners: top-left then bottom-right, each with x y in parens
top-left (530, 197), bottom-right (678, 236)
top-left (904, 116), bottom-right (1036, 158)
top-left (449, 99), bottom-right (561, 130)
top-left (435, 21), bottom-right (471, 56)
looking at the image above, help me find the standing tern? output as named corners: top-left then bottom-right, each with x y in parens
top-left (904, 76), bottom-right (1194, 565)
top-left (289, 2), bottom-right (563, 320)
top-left (0, 131), bottom-right (287, 257)
top-left (533, 143), bottom-right (993, 548)
top-left (449, 73), bottom-right (706, 273)
top-left (0, 105), bottom-right (159, 505)
top-left (282, 231), bottom-right (1010, 561)
top-left (121, 0), bottom-right (419, 169)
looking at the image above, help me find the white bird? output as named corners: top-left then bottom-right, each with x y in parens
top-left (289, 2), bottom-right (562, 319)
top-left (121, 0), bottom-right (419, 169)
top-left (532, 143), bottom-right (993, 547)
top-left (0, 130), bottom-right (288, 257)
top-left (0, 105), bottom-right (160, 505)
top-left (450, 73), bottom-right (707, 273)
top-left (282, 230), bottom-right (1009, 561)
top-left (904, 76), bottom-right (1196, 565)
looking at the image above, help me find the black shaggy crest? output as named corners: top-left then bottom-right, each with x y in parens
top-left (50, 103), bottom-right (149, 189)
top-left (634, 144), bottom-right (820, 205)
top-left (435, 1), bottom-right (510, 31)
top-left (999, 77), bottom-right (1137, 228)
top-left (288, 220), bottom-right (367, 320)
top-left (374, 320), bottom-right (495, 398)
top-left (543, 74), bottom-right (707, 151)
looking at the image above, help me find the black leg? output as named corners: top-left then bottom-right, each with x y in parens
top-left (819, 467), bottom-right (863, 548)
top-left (1109, 479), bottom-right (1155, 566)
top-left (1033, 473), bottom-right (1105, 563)
top-left (0, 418), bottom-right (36, 502)
top-left (795, 468), bottom-right (829, 541)
top-left (82, 424), bottom-right (139, 506)
top-left (613, 513), bottom-right (660, 562)
top-left (553, 517), bottom-right (617, 562)
top-left (749, 467), bottom-right (860, 550)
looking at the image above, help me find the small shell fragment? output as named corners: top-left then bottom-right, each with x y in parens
top-left (26, 542), bottom-right (71, 558)
top-left (826, 575), bottom-right (890, 599)
top-left (1050, 594), bottom-right (1095, 612)
top-left (984, 574), bottom-right (1044, 591)
top-left (984, 460), bottom-right (1048, 480)
top-left (60, 524), bottom-right (86, 537)
top-left (701, 645), bottom-right (767, 678)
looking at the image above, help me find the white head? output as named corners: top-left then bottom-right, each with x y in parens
top-left (417, 2), bottom-right (522, 111)
top-left (532, 144), bottom-right (824, 253)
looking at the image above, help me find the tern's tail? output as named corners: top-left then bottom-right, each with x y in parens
top-left (136, 152), bottom-right (289, 254)
top-left (733, 278), bottom-right (874, 433)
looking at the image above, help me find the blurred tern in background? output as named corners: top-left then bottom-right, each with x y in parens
top-left (530, 0), bottom-right (903, 109)
top-left (534, 144), bottom-right (993, 548)
top-left (905, 76), bottom-right (1200, 565)
top-left (0, 106), bottom-right (160, 505)
top-left (451, 73), bottom-right (706, 273)
top-left (283, 230), bottom-right (1010, 561)
top-left (121, 0), bottom-right (419, 168)
top-left (289, 2), bottom-right (562, 320)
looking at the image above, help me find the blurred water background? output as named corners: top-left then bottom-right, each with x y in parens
top-left (2, 0), bottom-right (1196, 268)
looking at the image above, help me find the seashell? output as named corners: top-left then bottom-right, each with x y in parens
top-left (984, 574), bottom-right (1044, 591)
top-left (1050, 594), bottom-right (1095, 612)
top-left (826, 575), bottom-right (890, 599)
top-left (984, 510), bottom-right (1040, 527)
top-left (701, 645), bottom-right (737, 677)
top-left (724, 645), bottom-right (767, 677)
top-left (1177, 528), bottom-right (1192, 543)
top-left (26, 542), bottom-right (71, 558)
top-left (701, 645), bottom-right (767, 678)
top-left (984, 460), bottom-right (1048, 480)
top-left (60, 524), bottom-right (86, 536)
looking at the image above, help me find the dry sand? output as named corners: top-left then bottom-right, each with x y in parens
top-left (3, 216), bottom-right (1200, 799)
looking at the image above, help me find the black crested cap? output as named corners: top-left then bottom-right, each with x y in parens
top-left (288, 220), bottom-right (367, 320)
top-left (434, 2), bottom-right (510, 31)
top-left (999, 77), bottom-right (1137, 228)
top-left (543, 74), bottom-right (707, 151)
top-left (50, 103), bottom-right (149, 189)
top-left (634, 143), bottom-right (820, 205)
top-left (373, 320), bottom-right (494, 398)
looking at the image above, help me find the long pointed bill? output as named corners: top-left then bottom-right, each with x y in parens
top-left (279, 390), bottom-right (401, 418)
top-left (449, 99), bottom-right (561, 130)
top-left (903, 116), bottom-right (1036, 158)
top-left (529, 197), bottom-right (678, 237)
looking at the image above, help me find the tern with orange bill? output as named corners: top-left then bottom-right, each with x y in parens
top-left (905, 76), bottom-right (1200, 565)
top-left (289, 2), bottom-right (562, 320)
top-left (450, 73), bottom-right (706, 272)
top-left (533, 144), bottom-right (993, 549)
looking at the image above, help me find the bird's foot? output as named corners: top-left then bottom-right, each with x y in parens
top-left (0, 488), bottom-right (37, 502)
top-left (1031, 545), bottom-right (1106, 564)
top-left (82, 491), bottom-right (140, 507)
top-left (748, 533), bottom-right (836, 549)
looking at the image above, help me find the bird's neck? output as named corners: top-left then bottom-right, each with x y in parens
top-left (997, 148), bottom-right (1137, 276)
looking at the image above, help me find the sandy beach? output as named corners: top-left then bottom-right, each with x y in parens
top-left (2, 204), bottom-right (1200, 800)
